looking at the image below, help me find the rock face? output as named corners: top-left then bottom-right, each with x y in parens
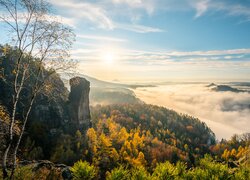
top-left (68, 77), bottom-right (91, 130)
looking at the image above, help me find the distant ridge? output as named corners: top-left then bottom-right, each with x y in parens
top-left (61, 73), bottom-right (156, 89)
top-left (207, 83), bottom-right (248, 93)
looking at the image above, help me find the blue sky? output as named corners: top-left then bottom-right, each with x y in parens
top-left (1, 0), bottom-right (250, 82)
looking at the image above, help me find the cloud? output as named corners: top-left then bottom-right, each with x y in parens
top-left (134, 84), bottom-right (250, 139)
top-left (77, 34), bottom-right (127, 42)
top-left (49, 0), bottom-right (250, 34)
top-left (116, 23), bottom-right (164, 33)
top-left (111, 0), bottom-right (250, 21)
top-left (190, 0), bottom-right (210, 18)
top-left (167, 48), bottom-right (250, 56)
top-left (70, 46), bottom-right (250, 67)
top-left (111, 0), bottom-right (156, 14)
top-left (49, 0), bottom-right (164, 33)
top-left (212, 2), bottom-right (250, 20)
top-left (45, 15), bottom-right (76, 28)
top-left (71, 48), bottom-right (98, 55)
top-left (50, 0), bottom-right (114, 30)
top-left (190, 0), bottom-right (250, 20)
top-left (123, 48), bottom-right (250, 65)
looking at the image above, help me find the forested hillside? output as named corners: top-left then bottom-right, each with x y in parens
top-left (90, 104), bottom-right (215, 165)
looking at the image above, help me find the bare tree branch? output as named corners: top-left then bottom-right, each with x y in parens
top-left (0, 0), bottom-right (75, 178)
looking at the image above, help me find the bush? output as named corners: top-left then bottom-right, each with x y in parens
top-left (131, 166), bottom-right (151, 180)
top-left (234, 166), bottom-right (250, 180)
top-left (106, 166), bottom-right (130, 180)
top-left (187, 155), bottom-right (233, 179)
top-left (71, 160), bottom-right (97, 180)
top-left (11, 166), bottom-right (34, 180)
top-left (152, 161), bottom-right (186, 180)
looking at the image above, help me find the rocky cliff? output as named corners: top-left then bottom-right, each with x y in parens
top-left (68, 77), bottom-right (91, 131)
top-left (0, 48), bottom-right (92, 162)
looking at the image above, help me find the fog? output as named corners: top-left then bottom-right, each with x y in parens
top-left (133, 84), bottom-right (250, 140)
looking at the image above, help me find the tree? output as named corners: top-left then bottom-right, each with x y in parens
top-left (131, 166), bottom-right (151, 180)
top-left (0, 0), bottom-right (75, 178)
top-left (106, 166), bottom-right (130, 180)
top-left (152, 161), bottom-right (180, 180)
top-left (70, 160), bottom-right (98, 180)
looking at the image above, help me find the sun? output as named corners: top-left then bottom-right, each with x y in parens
top-left (99, 46), bottom-right (121, 65)
top-left (103, 52), bottom-right (114, 64)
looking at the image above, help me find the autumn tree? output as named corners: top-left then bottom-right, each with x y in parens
top-left (0, 0), bottom-right (75, 178)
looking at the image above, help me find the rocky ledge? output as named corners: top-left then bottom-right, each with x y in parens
top-left (16, 160), bottom-right (72, 180)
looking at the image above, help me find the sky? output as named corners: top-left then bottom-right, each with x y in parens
top-left (1, 0), bottom-right (250, 82)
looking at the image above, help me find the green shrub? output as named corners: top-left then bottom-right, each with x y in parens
top-left (13, 166), bottom-right (34, 180)
top-left (187, 155), bottom-right (233, 180)
top-left (234, 166), bottom-right (250, 180)
top-left (131, 166), bottom-right (151, 180)
top-left (106, 166), bottom-right (130, 180)
top-left (71, 160), bottom-right (97, 180)
top-left (152, 161), bottom-right (179, 180)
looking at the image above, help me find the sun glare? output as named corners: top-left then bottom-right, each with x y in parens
top-left (103, 52), bottom-right (114, 64)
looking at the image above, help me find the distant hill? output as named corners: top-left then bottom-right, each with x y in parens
top-left (61, 73), bottom-right (156, 89)
top-left (61, 73), bottom-right (154, 105)
top-left (75, 74), bottom-right (126, 88)
top-left (206, 83), bottom-right (217, 87)
top-left (207, 83), bottom-right (248, 93)
top-left (230, 82), bottom-right (250, 87)
top-left (78, 74), bottom-right (163, 104)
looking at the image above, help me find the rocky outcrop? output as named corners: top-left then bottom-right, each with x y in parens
top-left (17, 160), bottom-right (72, 180)
top-left (31, 73), bottom-right (69, 128)
top-left (31, 76), bottom-right (92, 132)
top-left (68, 77), bottom-right (91, 130)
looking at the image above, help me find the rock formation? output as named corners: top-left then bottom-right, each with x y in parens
top-left (68, 77), bottom-right (91, 130)
top-left (18, 160), bottom-right (72, 180)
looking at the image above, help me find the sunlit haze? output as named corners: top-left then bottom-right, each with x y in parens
top-left (1, 0), bottom-right (250, 82)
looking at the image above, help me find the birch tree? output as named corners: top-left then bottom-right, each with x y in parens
top-left (0, 0), bottom-right (75, 178)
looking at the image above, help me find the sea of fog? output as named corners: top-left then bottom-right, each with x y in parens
top-left (133, 83), bottom-right (250, 140)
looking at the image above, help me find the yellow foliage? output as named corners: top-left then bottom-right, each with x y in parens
top-left (135, 152), bottom-right (147, 166)
top-left (117, 127), bottom-right (129, 144)
top-left (231, 148), bottom-right (237, 157)
top-left (0, 104), bottom-right (10, 122)
top-left (222, 149), bottom-right (229, 160)
top-left (87, 128), bottom-right (98, 154)
top-left (110, 148), bottom-right (119, 161)
top-left (99, 133), bottom-right (112, 148)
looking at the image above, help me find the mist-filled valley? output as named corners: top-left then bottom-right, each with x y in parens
top-left (66, 73), bottom-right (250, 140)
top-left (133, 83), bottom-right (250, 140)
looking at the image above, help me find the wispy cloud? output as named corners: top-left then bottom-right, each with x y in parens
top-left (190, 0), bottom-right (210, 18)
top-left (167, 48), bottom-right (250, 56)
top-left (46, 15), bottom-right (76, 28)
top-left (190, 0), bottom-right (250, 20)
top-left (50, 0), bottom-right (164, 33)
top-left (111, 0), bottom-right (156, 15)
top-left (50, 0), bottom-right (114, 30)
top-left (116, 23), bottom-right (164, 33)
top-left (71, 46), bottom-right (250, 69)
top-left (77, 34), bottom-right (127, 42)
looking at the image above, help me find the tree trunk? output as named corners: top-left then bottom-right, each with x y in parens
top-left (2, 68), bottom-right (27, 179)
top-left (10, 96), bottom-right (35, 179)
